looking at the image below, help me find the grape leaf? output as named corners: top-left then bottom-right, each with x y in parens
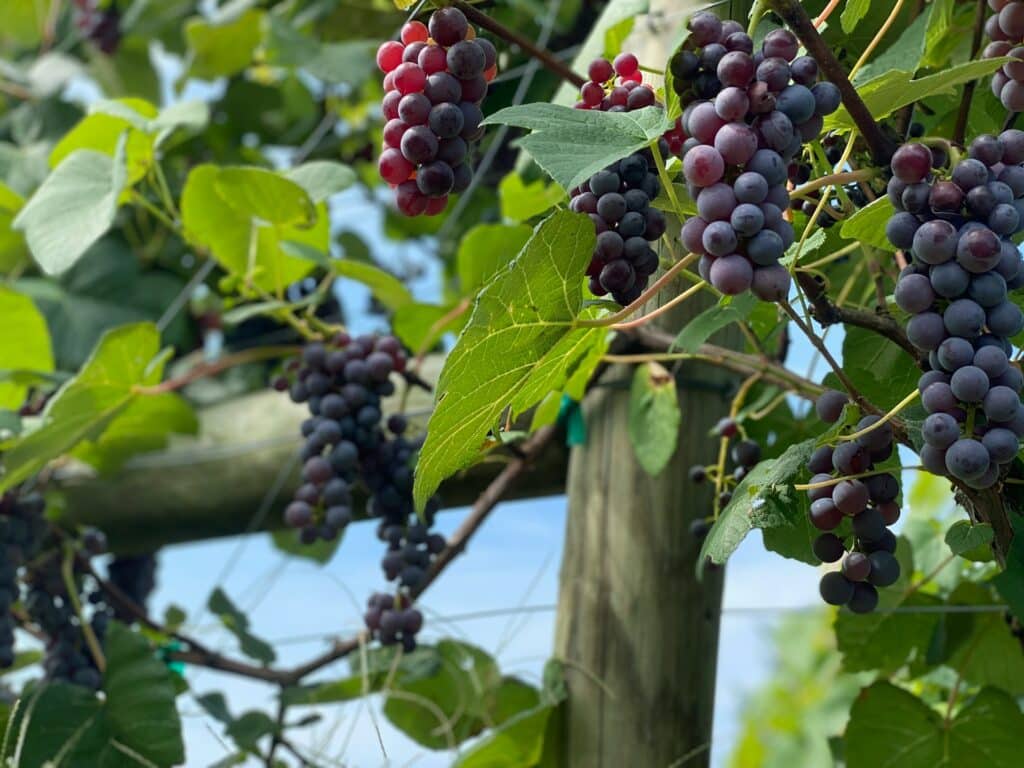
top-left (457, 223), bottom-right (533, 293)
top-left (499, 173), bottom-right (565, 223)
top-left (332, 259), bottom-right (413, 311)
top-left (0, 323), bottom-right (170, 492)
top-left (943, 582), bottom-right (1024, 694)
top-left (842, 326), bottom-right (919, 411)
top-left (841, 0), bottom-right (871, 34)
top-left (945, 520), bottom-right (994, 559)
top-left (845, 682), bottom-right (1024, 768)
top-left (13, 139), bottom-right (127, 276)
top-left (840, 197), bottom-right (896, 252)
top-left (993, 518), bottom-right (1024, 620)
top-left (672, 293), bottom-right (756, 353)
top-left (483, 105), bottom-right (672, 191)
top-left (0, 287), bottom-right (53, 411)
top-left (628, 362), bottom-right (680, 476)
top-left (184, 9), bottom-right (265, 79)
top-left (825, 58), bottom-right (1010, 132)
top-left (699, 438), bottom-right (817, 571)
top-left (284, 161), bottom-right (356, 202)
top-left (836, 585), bottom-right (942, 675)
top-left (207, 588), bottom-right (277, 665)
top-left (413, 211), bottom-right (598, 511)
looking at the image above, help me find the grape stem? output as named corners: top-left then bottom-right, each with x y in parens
top-left (451, 0), bottom-right (585, 87)
top-left (836, 388), bottom-right (919, 442)
top-left (610, 281), bottom-right (706, 331)
top-left (714, 374), bottom-right (761, 515)
top-left (61, 544), bottom-right (106, 675)
top-left (848, 0), bottom-right (906, 80)
top-left (794, 465), bottom-right (924, 490)
top-left (779, 299), bottom-right (875, 413)
top-left (747, 0), bottom-right (769, 37)
top-left (812, 0), bottom-right (842, 28)
top-left (133, 345), bottom-right (302, 395)
top-left (575, 252), bottom-right (701, 328)
top-left (952, 0), bottom-right (988, 147)
top-left (763, 0), bottom-right (896, 165)
top-left (789, 168), bottom-right (877, 199)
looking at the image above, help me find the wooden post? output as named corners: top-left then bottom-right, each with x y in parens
top-left (553, 1), bottom-right (750, 761)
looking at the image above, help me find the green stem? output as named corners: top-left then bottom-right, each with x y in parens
top-left (61, 545), bottom-right (106, 675)
top-left (748, 0), bottom-right (769, 36)
top-left (650, 139), bottom-right (685, 223)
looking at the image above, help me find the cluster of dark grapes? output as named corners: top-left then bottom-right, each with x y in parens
top-left (282, 333), bottom-right (443, 649)
top-left (672, 11), bottom-right (841, 300)
top-left (687, 418), bottom-right (762, 538)
top-left (363, 592), bottom-right (424, 652)
top-left (809, 391), bottom-right (902, 614)
top-left (0, 492), bottom-right (47, 669)
top-left (72, 0), bottom-right (122, 54)
top-left (377, 7), bottom-right (497, 216)
top-left (570, 153), bottom-right (667, 305)
top-left (107, 554), bottom-right (157, 621)
top-left (984, 0), bottom-right (1024, 111)
top-left (566, 55), bottom-right (668, 305)
top-left (25, 552), bottom-right (112, 690)
top-left (886, 135), bottom-right (1024, 487)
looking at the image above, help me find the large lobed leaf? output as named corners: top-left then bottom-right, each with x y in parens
top-left (0, 287), bottom-right (53, 411)
top-left (483, 105), bottom-right (672, 191)
top-left (412, 211), bottom-right (599, 511)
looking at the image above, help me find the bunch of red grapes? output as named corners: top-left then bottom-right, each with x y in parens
top-left (984, 0), bottom-right (1024, 111)
top-left (376, 8), bottom-right (497, 217)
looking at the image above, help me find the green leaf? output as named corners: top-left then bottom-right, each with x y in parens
top-left (943, 582), bottom-right (1024, 694)
top-left (0, 287), bottom-right (52, 411)
top-left (627, 362), bottom-right (679, 476)
top-left (0, 323), bottom-right (167, 492)
top-left (181, 164), bottom-right (326, 293)
top-left (2, 683), bottom-right (101, 765)
top-left (283, 646), bottom-right (442, 706)
top-left (845, 682), bottom-right (1024, 768)
top-left (0, 182), bottom-right (28, 273)
top-left (699, 438), bottom-right (817, 570)
top-left (51, 99), bottom-right (156, 187)
top-left (13, 142), bottom-right (128, 276)
top-left (185, 9), bottom-right (265, 79)
top-left (852, 6), bottom-right (931, 84)
top-left (226, 711), bottom-right (276, 751)
top-left (498, 173), bottom-right (565, 223)
top-left (840, 0), bottom-right (870, 33)
top-left (413, 211), bottom-right (598, 510)
top-left (333, 259), bottom-right (412, 311)
top-left (207, 588), bottom-right (276, 665)
top-left (672, 294), bottom-right (756, 353)
top-left (483, 105), bottom-right (672, 190)
top-left (993, 517), bottom-right (1024, 619)
top-left (284, 161), bottom-right (356, 203)
top-left (842, 326), bottom-right (919, 411)
top-left (825, 58), bottom-right (1011, 132)
top-left (269, 528), bottom-right (340, 565)
top-left (945, 520), bottom-right (994, 559)
top-left (264, 16), bottom-right (376, 85)
top-left (71, 392), bottom-right (197, 473)
top-left (392, 301), bottom-right (464, 353)
top-left (920, 0), bottom-right (958, 70)
top-left (102, 622), bottom-right (185, 765)
top-left (457, 223), bottom-right (534, 293)
top-left (836, 587), bottom-right (941, 674)
top-left (839, 197), bottom-right (896, 252)
top-left (453, 704), bottom-right (556, 768)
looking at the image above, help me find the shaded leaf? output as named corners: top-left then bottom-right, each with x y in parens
top-left (627, 362), bottom-right (679, 476)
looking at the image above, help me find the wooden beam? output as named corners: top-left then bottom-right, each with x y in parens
top-left (55, 355), bottom-right (569, 552)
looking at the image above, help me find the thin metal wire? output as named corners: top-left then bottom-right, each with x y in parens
top-left (156, 259), bottom-right (217, 333)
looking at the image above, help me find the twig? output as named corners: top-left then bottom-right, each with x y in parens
top-left (134, 345), bottom-right (301, 395)
top-left (849, 0), bottom-right (907, 80)
top-left (953, 0), bottom-right (988, 146)
top-left (576, 253), bottom-right (701, 328)
top-left (765, 0), bottom-right (896, 165)
top-left (452, 0), bottom-right (585, 87)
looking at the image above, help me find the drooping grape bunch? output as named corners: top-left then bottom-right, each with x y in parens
top-left (25, 550), bottom-right (112, 690)
top-left (808, 391), bottom-right (902, 614)
top-left (886, 136), bottom-right (1024, 487)
top-left (363, 592), bottom-right (424, 652)
top-left (570, 152), bottom-right (667, 305)
top-left (0, 492), bottom-right (47, 669)
top-left (672, 10), bottom-right (842, 300)
top-left (983, 0), bottom-right (1024, 111)
top-left (282, 333), bottom-right (443, 649)
top-left (377, 8), bottom-right (497, 216)
top-left (687, 418), bottom-right (763, 539)
top-left (72, 0), bottom-right (122, 54)
top-left (107, 554), bottom-right (158, 622)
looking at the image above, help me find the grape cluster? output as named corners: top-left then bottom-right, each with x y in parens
top-left (0, 492), bottom-right (46, 669)
top-left (569, 153), bottom-right (667, 305)
top-left (886, 136), bottom-right (1024, 487)
top-left (107, 554), bottom-right (157, 622)
top-left (672, 11), bottom-right (841, 300)
top-left (376, 8), bottom-right (497, 216)
top-left (573, 52), bottom-right (657, 113)
top-left (809, 391), bottom-right (902, 614)
top-left (25, 552), bottom-right (111, 690)
top-left (984, 0), bottom-right (1024, 111)
top-left (72, 0), bottom-right (122, 55)
top-left (687, 418), bottom-right (763, 538)
top-left (283, 334), bottom-right (443, 649)
top-left (363, 592), bottom-right (424, 652)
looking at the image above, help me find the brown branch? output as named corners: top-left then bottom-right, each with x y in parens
top-left (953, 0), bottom-right (988, 146)
top-left (452, 0), bottom-right (586, 88)
top-left (134, 346), bottom-right (301, 395)
top-left (765, 0), bottom-right (896, 165)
